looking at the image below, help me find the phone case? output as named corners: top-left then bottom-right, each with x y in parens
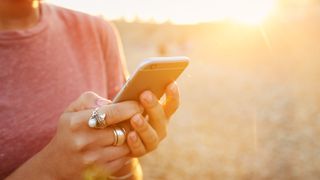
top-left (113, 56), bottom-right (189, 103)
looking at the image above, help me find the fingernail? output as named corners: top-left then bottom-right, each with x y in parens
top-left (142, 91), bottom-right (153, 103)
top-left (133, 115), bottom-right (144, 127)
top-left (130, 132), bottom-right (138, 142)
top-left (95, 98), bottom-right (109, 107)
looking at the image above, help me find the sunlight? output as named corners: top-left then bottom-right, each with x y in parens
top-left (46, 0), bottom-right (276, 25)
top-left (225, 0), bottom-right (276, 25)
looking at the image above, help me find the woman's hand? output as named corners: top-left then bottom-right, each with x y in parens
top-left (127, 82), bottom-right (180, 156)
top-left (108, 82), bottom-right (180, 179)
top-left (48, 92), bottom-right (144, 179)
top-left (8, 92), bottom-right (143, 180)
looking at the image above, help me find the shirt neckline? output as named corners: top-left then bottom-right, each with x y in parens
top-left (0, 3), bottom-right (48, 40)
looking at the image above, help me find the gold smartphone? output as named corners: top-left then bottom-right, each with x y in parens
top-left (113, 56), bottom-right (190, 103)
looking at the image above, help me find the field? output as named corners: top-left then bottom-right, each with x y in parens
top-left (114, 18), bottom-right (320, 179)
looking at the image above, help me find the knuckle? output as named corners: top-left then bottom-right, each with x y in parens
top-left (80, 91), bottom-right (97, 101)
top-left (68, 115), bottom-right (80, 131)
top-left (72, 137), bottom-right (87, 151)
top-left (81, 153), bottom-right (97, 166)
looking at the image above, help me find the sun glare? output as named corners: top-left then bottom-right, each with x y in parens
top-left (225, 0), bottom-right (276, 25)
top-left (166, 0), bottom-right (276, 25)
top-left (47, 0), bottom-right (276, 25)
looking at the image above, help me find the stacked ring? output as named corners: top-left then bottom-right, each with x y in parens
top-left (88, 108), bottom-right (107, 129)
top-left (112, 127), bottom-right (127, 146)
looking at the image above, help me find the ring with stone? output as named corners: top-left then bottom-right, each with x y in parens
top-left (88, 108), bottom-right (107, 129)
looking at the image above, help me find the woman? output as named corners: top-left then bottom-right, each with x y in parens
top-left (0, 0), bottom-right (180, 179)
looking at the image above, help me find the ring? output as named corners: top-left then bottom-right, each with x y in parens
top-left (88, 108), bottom-right (107, 129)
top-left (112, 127), bottom-right (126, 146)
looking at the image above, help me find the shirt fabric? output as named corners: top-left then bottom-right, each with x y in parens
top-left (0, 3), bottom-right (126, 178)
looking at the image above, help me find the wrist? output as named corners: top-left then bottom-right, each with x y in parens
top-left (36, 142), bottom-right (58, 179)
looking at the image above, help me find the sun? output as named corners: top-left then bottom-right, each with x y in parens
top-left (225, 0), bottom-right (276, 25)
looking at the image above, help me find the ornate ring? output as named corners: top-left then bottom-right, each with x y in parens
top-left (88, 108), bottom-right (107, 129)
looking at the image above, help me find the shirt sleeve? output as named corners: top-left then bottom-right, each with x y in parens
top-left (99, 20), bottom-right (129, 99)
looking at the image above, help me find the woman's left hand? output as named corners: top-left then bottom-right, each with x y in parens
top-left (126, 82), bottom-right (180, 156)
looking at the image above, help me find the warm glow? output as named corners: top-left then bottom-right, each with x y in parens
top-left (46, 0), bottom-right (276, 25)
top-left (224, 0), bottom-right (276, 25)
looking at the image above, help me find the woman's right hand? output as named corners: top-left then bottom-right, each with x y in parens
top-left (8, 92), bottom-right (143, 180)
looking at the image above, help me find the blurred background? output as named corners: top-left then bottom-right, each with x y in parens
top-left (48, 0), bottom-right (320, 179)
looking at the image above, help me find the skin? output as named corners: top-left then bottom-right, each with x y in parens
top-left (0, 0), bottom-right (40, 30)
top-left (128, 83), bottom-right (180, 156)
top-left (1, 1), bottom-right (181, 179)
top-left (7, 84), bottom-right (180, 179)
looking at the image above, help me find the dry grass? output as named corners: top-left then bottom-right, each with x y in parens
top-left (114, 18), bottom-right (320, 179)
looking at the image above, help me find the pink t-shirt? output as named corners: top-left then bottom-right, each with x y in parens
top-left (0, 3), bottom-right (126, 178)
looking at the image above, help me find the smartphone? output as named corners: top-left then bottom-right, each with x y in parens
top-left (113, 56), bottom-right (189, 103)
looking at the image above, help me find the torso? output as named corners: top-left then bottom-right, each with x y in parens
top-left (0, 4), bottom-right (123, 178)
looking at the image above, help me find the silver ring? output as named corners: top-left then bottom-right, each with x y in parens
top-left (88, 108), bottom-right (107, 129)
top-left (112, 127), bottom-right (126, 146)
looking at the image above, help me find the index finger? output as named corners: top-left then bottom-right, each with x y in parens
top-left (65, 91), bottom-right (111, 113)
top-left (67, 101), bottom-right (144, 130)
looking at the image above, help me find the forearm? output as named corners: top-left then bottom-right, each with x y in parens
top-left (109, 158), bottom-right (143, 180)
top-left (6, 148), bottom-right (54, 180)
